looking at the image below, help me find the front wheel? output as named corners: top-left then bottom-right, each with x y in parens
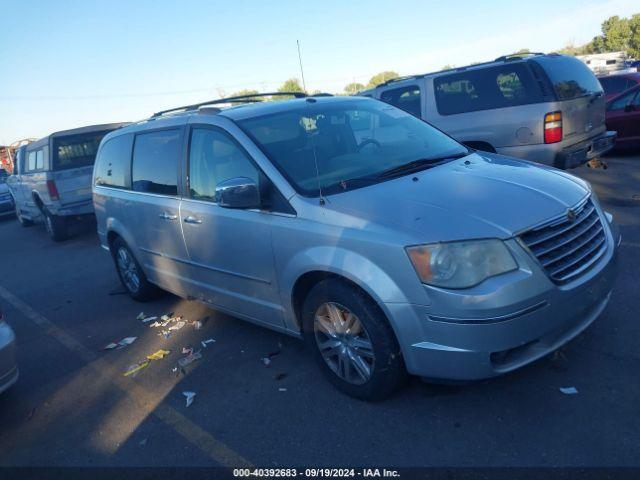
top-left (302, 279), bottom-right (406, 401)
top-left (44, 210), bottom-right (67, 241)
top-left (112, 237), bottom-right (161, 302)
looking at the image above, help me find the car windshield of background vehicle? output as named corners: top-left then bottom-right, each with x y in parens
top-left (533, 56), bottom-right (603, 101)
top-left (237, 99), bottom-right (468, 196)
top-left (53, 132), bottom-right (108, 170)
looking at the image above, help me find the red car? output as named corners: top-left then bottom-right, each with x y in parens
top-left (598, 72), bottom-right (640, 101)
top-left (606, 84), bottom-right (640, 148)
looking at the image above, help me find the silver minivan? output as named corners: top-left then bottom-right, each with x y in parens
top-left (360, 53), bottom-right (616, 169)
top-left (8, 123), bottom-right (126, 241)
top-left (94, 95), bottom-right (619, 400)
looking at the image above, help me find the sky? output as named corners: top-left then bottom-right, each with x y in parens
top-left (0, 0), bottom-right (638, 144)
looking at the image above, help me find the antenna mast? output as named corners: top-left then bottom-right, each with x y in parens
top-left (297, 40), bottom-right (307, 93)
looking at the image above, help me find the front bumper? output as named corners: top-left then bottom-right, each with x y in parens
top-left (385, 218), bottom-right (619, 381)
top-left (0, 322), bottom-right (18, 394)
top-left (556, 130), bottom-right (617, 169)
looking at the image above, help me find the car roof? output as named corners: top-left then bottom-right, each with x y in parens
top-left (27, 122), bottom-right (129, 150)
top-left (218, 96), bottom-right (368, 121)
top-left (599, 72), bottom-right (640, 79)
top-left (358, 52), bottom-right (556, 95)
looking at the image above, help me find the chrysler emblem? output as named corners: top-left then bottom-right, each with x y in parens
top-left (567, 209), bottom-right (576, 221)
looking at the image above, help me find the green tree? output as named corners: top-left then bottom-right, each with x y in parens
top-left (600, 15), bottom-right (632, 52)
top-left (276, 78), bottom-right (305, 99)
top-left (344, 82), bottom-right (365, 94)
top-left (628, 13), bottom-right (640, 58)
top-left (441, 64), bottom-right (456, 70)
top-left (228, 89), bottom-right (261, 105)
top-left (560, 13), bottom-right (640, 57)
top-left (367, 71), bottom-right (399, 88)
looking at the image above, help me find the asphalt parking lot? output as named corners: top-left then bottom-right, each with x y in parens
top-left (0, 154), bottom-right (639, 468)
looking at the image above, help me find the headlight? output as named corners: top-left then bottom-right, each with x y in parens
top-left (406, 239), bottom-right (517, 288)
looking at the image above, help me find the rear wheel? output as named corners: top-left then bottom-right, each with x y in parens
top-left (302, 279), bottom-right (406, 401)
top-left (44, 210), bottom-right (67, 242)
top-left (112, 237), bottom-right (161, 301)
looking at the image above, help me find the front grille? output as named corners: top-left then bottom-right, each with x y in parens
top-left (520, 197), bottom-right (607, 284)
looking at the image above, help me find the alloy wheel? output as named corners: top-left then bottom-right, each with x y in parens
top-left (116, 247), bottom-right (140, 293)
top-left (314, 302), bottom-right (375, 385)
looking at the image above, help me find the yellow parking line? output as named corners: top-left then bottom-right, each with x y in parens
top-left (0, 284), bottom-right (252, 468)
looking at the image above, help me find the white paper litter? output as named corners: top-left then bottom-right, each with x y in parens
top-left (559, 387), bottom-right (578, 395)
top-left (183, 391), bottom-right (196, 407)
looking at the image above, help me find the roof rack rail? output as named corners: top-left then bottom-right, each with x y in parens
top-left (494, 52), bottom-right (545, 62)
top-left (379, 74), bottom-right (423, 87)
top-left (151, 91), bottom-right (308, 118)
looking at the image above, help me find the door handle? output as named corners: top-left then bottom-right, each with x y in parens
top-left (159, 212), bottom-right (177, 220)
top-left (183, 215), bottom-right (202, 224)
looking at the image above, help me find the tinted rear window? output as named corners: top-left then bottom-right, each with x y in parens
top-left (94, 134), bottom-right (133, 189)
top-left (380, 86), bottom-right (421, 116)
top-left (532, 56), bottom-right (603, 100)
top-left (53, 131), bottom-right (109, 170)
top-left (132, 129), bottom-right (181, 195)
top-left (434, 63), bottom-right (542, 115)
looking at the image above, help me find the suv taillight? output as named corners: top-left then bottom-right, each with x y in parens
top-left (46, 180), bottom-right (59, 200)
top-left (544, 111), bottom-right (563, 144)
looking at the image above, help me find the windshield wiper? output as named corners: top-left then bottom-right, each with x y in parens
top-left (375, 152), bottom-right (470, 179)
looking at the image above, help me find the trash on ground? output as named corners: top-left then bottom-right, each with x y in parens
top-left (124, 361), bottom-right (150, 377)
top-left (141, 316), bottom-right (157, 324)
top-left (136, 312), bottom-right (146, 321)
top-left (188, 316), bottom-right (209, 330)
top-left (146, 349), bottom-right (171, 361)
top-left (278, 388), bottom-right (287, 392)
top-left (139, 438), bottom-right (148, 446)
top-left (201, 338), bottom-right (216, 348)
top-left (559, 386), bottom-right (579, 395)
top-left (178, 351), bottom-right (202, 368)
top-left (168, 320), bottom-right (186, 331)
top-left (183, 391), bottom-right (196, 407)
top-left (102, 342), bottom-right (119, 350)
top-left (117, 337), bottom-right (137, 348)
top-left (159, 330), bottom-right (172, 339)
top-left (261, 347), bottom-right (282, 367)
top-left (182, 346), bottom-right (194, 355)
top-left (161, 312), bottom-right (174, 322)
top-left (274, 373), bottom-right (287, 381)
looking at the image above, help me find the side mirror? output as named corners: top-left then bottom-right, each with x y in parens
top-left (215, 177), bottom-right (261, 209)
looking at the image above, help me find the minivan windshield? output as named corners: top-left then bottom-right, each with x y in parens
top-left (532, 56), bottom-right (603, 101)
top-left (52, 131), bottom-right (109, 171)
top-left (237, 99), bottom-right (468, 196)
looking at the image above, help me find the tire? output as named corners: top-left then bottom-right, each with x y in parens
top-left (44, 210), bottom-right (67, 241)
top-left (14, 200), bottom-right (34, 227)
top-left (111, 237), bottom-right (161, 302)
top-left (302, 278), bottom-right (406, 401)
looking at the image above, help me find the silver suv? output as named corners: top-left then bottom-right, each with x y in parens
top-left (360, 53), bottom-right (616, 169)
top-left (7, 123), bottom-right (126, 241)
top-left (93, 94), bottom-right (619, 400)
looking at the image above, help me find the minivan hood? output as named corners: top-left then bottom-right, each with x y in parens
top-left (323, 152), bottom-right (590, 242)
